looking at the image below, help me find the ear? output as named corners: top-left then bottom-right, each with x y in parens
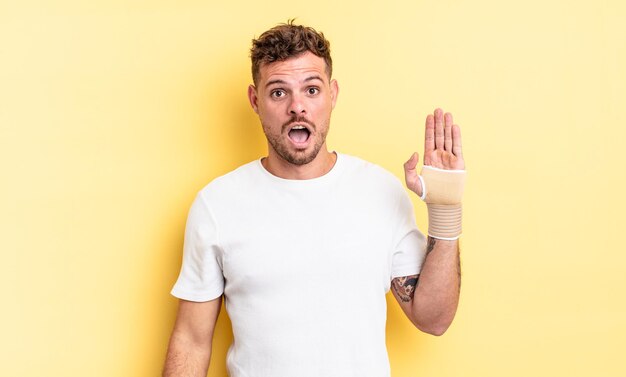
top-left (248, 84), bottom-right (259, 114)
top-left (330, 79), bottom-right (339, 109)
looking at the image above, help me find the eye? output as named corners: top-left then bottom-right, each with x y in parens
top-left (307, 87), bottom-right (320, 95)
top-left (270, 89), bottom-right (285, 99)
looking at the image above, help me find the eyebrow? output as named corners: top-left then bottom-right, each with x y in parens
top-left (304, 75), bottom-right (324, 83)
top-left (264, 75), bottom-right (325, 88)
top-left (265, 79), bottom-right (287, 88)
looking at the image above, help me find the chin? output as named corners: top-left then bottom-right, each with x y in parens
top-left (284, 151), bottom-right (318, 166)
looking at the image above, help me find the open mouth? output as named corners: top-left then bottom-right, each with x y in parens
top-left (287, 124), bottom-right (311, 144)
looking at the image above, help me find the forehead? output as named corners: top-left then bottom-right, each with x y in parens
top-left (258, 52), bottom-right (328, 86)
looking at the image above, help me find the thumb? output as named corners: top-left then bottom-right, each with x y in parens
top-left (403, 152), bottom-right (423, 196)
top-left (403, 152), bottom-right (419, 172)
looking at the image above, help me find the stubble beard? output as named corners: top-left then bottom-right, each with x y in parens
top-left (263, 117), bottom-right (329, 166)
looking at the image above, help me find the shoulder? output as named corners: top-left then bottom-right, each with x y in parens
top-left (338, 153), bottom-right (406, 193)
top-left (196, 160), bottom-right (262, 202)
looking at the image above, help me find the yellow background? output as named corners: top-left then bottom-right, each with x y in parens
top-left (2, 0), bottom-right (625, 376)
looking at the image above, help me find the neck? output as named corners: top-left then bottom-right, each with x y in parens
top-left (262, 148), bottom-right (337, 180)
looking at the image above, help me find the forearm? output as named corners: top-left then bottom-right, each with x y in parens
top-left (399, 107), bottom-right (465, 335)
top-left (162, 329), bottom-right (212, 377)
top-left (411, 237), bottom-right (460, 335)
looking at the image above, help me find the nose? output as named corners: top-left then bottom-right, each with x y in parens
top-left (288, 93), bottom-right (306, 115)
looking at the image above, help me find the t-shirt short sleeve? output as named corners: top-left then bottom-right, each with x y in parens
top-left (390, 190), bottom-right (427, 280)
top-left (171, 192), bottom-right (224, 302)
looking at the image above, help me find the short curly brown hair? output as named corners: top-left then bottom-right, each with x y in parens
top-left (250, 20), bottom-right (332, 85)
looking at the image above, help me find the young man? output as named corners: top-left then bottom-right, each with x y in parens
top-left (163, 21), bottom-right (465, 377)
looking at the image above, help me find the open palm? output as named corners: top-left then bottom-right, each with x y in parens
top-left (404, 108), bottom-right (465, 197)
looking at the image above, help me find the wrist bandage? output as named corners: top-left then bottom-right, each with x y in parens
top-left (418, 166), bottom-right (466, 240)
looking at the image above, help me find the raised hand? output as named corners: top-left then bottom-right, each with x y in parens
top-left (404, 108), bottom-right (465, 197)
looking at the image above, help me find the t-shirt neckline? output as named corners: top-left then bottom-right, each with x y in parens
top-left (255, 152), bottom-right (344, 185)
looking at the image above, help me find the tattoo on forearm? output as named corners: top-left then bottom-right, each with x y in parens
top-left (391, 274), bottom-right (419, 302)
top-left (391, 238), bottom-right (461, 304)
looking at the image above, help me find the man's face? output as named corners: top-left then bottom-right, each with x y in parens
top-left (248, 51), bottom-right (339, 166)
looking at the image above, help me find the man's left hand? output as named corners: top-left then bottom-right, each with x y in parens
top-left (404, 108), bottom-right (465, 197)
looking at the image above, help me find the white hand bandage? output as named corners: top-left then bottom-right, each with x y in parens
top-left (419, 165), bottom-right (466, 240)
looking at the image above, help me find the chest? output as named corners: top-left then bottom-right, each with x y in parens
top-left (218, 188), bottom-right (395, 298)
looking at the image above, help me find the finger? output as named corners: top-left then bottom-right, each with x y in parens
top-left (452, 124), bottom-right (463, 158)
top-left (434, 108), bottom-right (444, 150)
top-left (444, 112), bottom-right (453, 152)
top-left (403, 152), bottom-right (423, 196)
top-left (403, 152), bottom-right (418, 172)
top-left (424, 114), bottom-right (435, 161)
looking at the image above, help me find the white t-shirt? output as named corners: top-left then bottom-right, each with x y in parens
top-left (172, 153), bottom-right (427, 377)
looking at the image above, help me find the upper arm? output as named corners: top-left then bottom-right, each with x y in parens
top-left (390, 274), bottom-right (419, 325)
top-left (391, 237), bottom-right (437, 325)
top-left (172, 296), bottom-right (222, 346)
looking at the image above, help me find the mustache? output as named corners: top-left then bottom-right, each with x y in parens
top-left (282, 116), bottom-right (316, 132)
